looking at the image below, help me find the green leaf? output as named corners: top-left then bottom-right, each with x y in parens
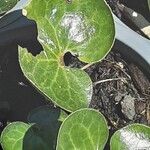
top-left (0, 122), bottom-right (50, 150)
top-left (110, 124), bottom-right (150, 150)
top-left (0, 0), bottom-right (19, 14)
top-left (57, 108), bottom-right (109, 150)
top-left (0, 122), bottom-right (31, 150)
top-left (19, 0), bottom-right (115, 112)
top-left (27, 106), bottom-right (64, 150)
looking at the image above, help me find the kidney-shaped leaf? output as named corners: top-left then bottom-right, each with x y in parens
top-left (0, 0), bottom-right (19, 14)
top-left (110, 124), bottom-right (150, 150)
top-left (0, 122), bottom-right (31, 150)
top-left (56, 108), bottom-right (109, 150)
top-left (19, 0), bottom-right (115, 112)
top-left (0, 122), bottom-right (49, 150)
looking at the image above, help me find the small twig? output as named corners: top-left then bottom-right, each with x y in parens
top-left (147, 103), bottom-right (150, 125)
top-left (81, 63), bottom-right (94, 70)
top-left (114, 64), bottom-right (131, 79)
top-left (104, 59), bottom-right (131, 79)
top-left (108, 119), bottom-right (118, 129)
top-left (94, 77), bottom-right (127, 85)
top-left (142, 93), bottom-right (150, 97)
top-left (140, 110), bottom-right (146, 115)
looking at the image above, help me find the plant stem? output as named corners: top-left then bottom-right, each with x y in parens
top-left (81, 63), bottom-right (94, 70)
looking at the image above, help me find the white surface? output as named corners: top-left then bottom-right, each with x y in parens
top-left (114, 14), bottom-right (150, 65)
top-left (9, 0), bottom-right (29, 12)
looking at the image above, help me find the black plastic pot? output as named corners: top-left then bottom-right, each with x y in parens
top-left (114, 15), bottom-right (150, 76)
top-left (0, 11), bottom-right (46, 122)
top-left (114, 39), bottom-right (150, 76)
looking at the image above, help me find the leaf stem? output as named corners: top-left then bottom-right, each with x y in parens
top-left (81, 63), bottom-right (94, 70)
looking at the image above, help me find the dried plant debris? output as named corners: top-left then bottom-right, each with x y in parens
top-left (88, 52), bottom-right (150, 130)
top-left (65, 51), bottom-right (150, 130)
top-left (128, 63), bottom-right (150, 95)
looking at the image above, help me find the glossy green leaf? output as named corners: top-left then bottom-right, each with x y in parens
top-left (19, 0), bottom-right (115, 112)
top-left (57, 108), bottom-right (109, 150)
top-left (27, 106), bottom-right (64, 150)
top-left (0, 0), bottom-right (19, 14)
top-left (0, 122), bottom-right (50, 150)
top-left (110, 124), bottom-right (150, 150)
